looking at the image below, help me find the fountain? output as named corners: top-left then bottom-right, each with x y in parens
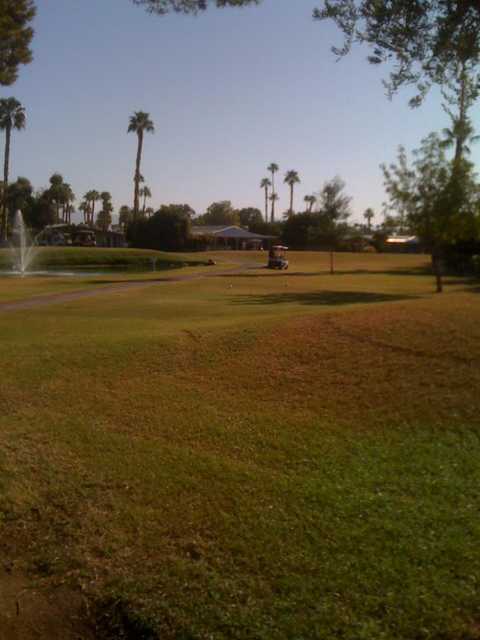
top-left (2, 213), bottom-right (80, 277)
top-left (10, 210), bottom-right (38, 275)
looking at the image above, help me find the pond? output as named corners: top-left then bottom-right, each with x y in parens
top-left (0, 263), bottom-right (184, 278)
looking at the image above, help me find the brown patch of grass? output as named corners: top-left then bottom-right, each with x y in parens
top-left (0, 569), bottom-right (94, 640)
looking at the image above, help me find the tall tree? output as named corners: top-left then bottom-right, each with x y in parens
top-left (260, 178), bottom-right (271, 222)
top-left (315, 176), bottom-right (352, 274)
top-left (0, 0), bottom-right (36, 86)
top-left (199, 201), bottom-right (239, 226)
top-left (314, 1), bottom-right (480, 107)
top-left (316, 176), bottom-right (352, 224)
top-left (140, 185), bottom-right (152, 215)
top-left (47, 173), bottom-right (66, 223)
top-left (84, 190), bottom-right (101, 226)
top-left (79, 200), bottom-right (90, 225)
top-left (128, 111), bottom-right (155, 222)
top-left (267, 163), bottom-right (279, 222)
top-left (6, 176), bottom-right (32, 227)
top-left (304, 195), bottom-right (316, 213)
top-left (0, 98), bottom-right (26, 240)
top-left (63, 184), bottom-right (75, 224)
top-left (440, 61), bottom-right (479, 170)
top-left (97, 192), bottom-right (114, 231)
top-left (27, 189), bottom-right (55, 230)
top-left (382, 133), bottom-right (480, 293)
top-left (237, 207), bottom-right (263, 229)
top-left (363, 207), bottom-right (375, 231)
top-left (118, 205), bottom-right (133, 229)
top-left (269, 192), bottom-right (279, 223)
top-left (284, 170), bottom-right (301, 215)
top-left (133, 0), bottom-right (259, 15)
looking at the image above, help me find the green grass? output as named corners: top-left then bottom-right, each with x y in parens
top-left (0, 246), bottom-right (205, 269)
top-left (0, 251), bottom-right (479, 639)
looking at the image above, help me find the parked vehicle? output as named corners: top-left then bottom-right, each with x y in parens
top-left (268, 245), bottom-right (289, 270)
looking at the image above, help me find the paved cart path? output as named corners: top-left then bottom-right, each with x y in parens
top-left (0, 263), bottom-right (260, 313)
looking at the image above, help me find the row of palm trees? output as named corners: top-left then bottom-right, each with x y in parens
top-left (260, 164), bottom-right (316, 223)
top-left (47, 173), bottom-right (75, 223)
top-left (77, 184), bottom-right (152, 227)
top-left (259, 168), bottom-right (377, 229)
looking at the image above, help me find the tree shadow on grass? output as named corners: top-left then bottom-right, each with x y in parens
top-left (217, 267), bottom-right (432, 279)
top-left (230, 290), bottom-right (420, 307)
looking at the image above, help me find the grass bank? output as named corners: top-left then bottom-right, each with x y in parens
top-left (0, 246), bottom-right (205, 270)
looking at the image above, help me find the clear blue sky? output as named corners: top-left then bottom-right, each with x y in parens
top-left (6, 0), bottom-right (480, 224)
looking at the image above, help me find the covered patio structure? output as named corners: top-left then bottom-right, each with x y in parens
top-left (191, 225), bottom-right (276, 250)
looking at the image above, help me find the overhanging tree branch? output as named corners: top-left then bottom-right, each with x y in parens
top-left (132, 0), bottom-right (260, 15)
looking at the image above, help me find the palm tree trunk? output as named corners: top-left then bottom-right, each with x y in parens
top-left (264, 187), bottom-right (268, 222)
top-left (290, 185), bottom-right (294, 215)
top-left (2, 124), bottom-right (11, 241)
top-left (270, 171), bottom-right (275, 222)
top-left (134, 132), bottom-right (143, 222)
top-left (143, 193), bottom-right (147, 215)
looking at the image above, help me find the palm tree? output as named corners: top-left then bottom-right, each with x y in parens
top-left (260, 178), bottom-right (271, 222)
top-left (304, 195), bottom-right (316, 213)
top-left (269, 192), bottom-right (279, 223)
top-left (0, 98), bottom-right (26, 240)
top-left (63, 184), bottom-right (75, 224)
top-left (79, 200), bottom-right (89, 224)
top-left (140, 185), bottom-right (152, 215)
top-left (48, 173), bottom-right (65, 223)
top-left (128, 111), bottom-right (155, 222)
top-left (97, 192), bottom-right (113, 231)
top-left (363, 207), bottom-right (375, 231)
top-left (267, 163), bottom-right (279, 221)
top-left (284, 170), bottom-right (300, 215)
top-left (84, 190), bottom-right (100, 226)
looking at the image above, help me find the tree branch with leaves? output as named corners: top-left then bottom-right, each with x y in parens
top-left (314, 1), bottom-right (480, 106)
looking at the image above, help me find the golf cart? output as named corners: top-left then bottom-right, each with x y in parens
top-left (268, 245), bottom-right (289, 270)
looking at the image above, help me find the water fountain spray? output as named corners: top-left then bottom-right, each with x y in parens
top-left (11, 210), bottom-right (38, 275)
